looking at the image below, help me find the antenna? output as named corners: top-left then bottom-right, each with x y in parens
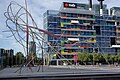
top-left (97, 0), bottom-right (104, 15)
top-left (88, 0), bottom-right (92, 11)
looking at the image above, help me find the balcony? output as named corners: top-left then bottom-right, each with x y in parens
top-left (78, 16), bottom-right (95, 21)
top-left (62, 46), bottom-right (91, 49)
top-left (61, 34), bottom-right (96, 37)
top-left (83, 23), bottom-right (90, 26)
top-left (116, 24), bottom-right (120, 27)
top-left (80, 46), bottom-right (91, 48)
top-left (116, 30), bottom-right (120, 33)
top-left (60, 22), bottom-right (92, 26)
top-left (60, 23), bottom-right (64, 27)
top-left (65, 42), bottom-right (79, 47)
top-left (87, 40), bottom-right (96, 43)
top-left (60, 16), bottom-right (67, 18)
top-left (61, 52), bottom-right (79, 54)
top-left (61, 28), bottom-right (95, 32)
top-left (116, 36), bottom-right (120, 38)
top-left (60, 16), bottom-right (95, 21)
top-left (61, 22), bottom-right (71, 25)
top-left (106, 20), bottom-right (116, 22)
top-left (116, 40), bottom-right (120, 43)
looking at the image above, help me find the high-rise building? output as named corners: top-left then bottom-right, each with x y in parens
top-left (29, 41), bottom-right (36, 54)
top-left (0, 49), bottom-right (4, 68)
top-left (0, 48), bottom-right (14, 67)
top-left (28, 41), bottom-right (36, 66)
top-left (43, 1), bottom-right (120, 65)
top-left (110, 7), bottom-right (120, 16)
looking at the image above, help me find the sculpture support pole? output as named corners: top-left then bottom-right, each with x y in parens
top-left (25, 0), bottom-right (29, 58)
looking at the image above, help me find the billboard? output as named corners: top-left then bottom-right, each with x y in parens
top-left (63, 2), bottom-right (77, 8)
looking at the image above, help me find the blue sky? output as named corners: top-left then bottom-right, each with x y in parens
top-left (0, 0), bottom-right (120, 54)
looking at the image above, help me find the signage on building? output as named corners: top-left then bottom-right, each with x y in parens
top-left (64, 2), bottom-right (77, 8)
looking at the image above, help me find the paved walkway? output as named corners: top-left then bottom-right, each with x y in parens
top-left (0, 65), bottom-right (120, 78)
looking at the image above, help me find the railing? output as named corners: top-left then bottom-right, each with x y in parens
top-left (61, 34), bottom-right (96, 37)
top-left (116, 36), bottom-right (120, 38)
top-left (65, 42), bottom-right (79, 47)
top-left (61, 28), bottom-right (95, 31)
top-left (116, 40), bottom-right (120, 43)
top-left (117, 24), bottom-right (120, 26)
top-left (60, 16), bottom-right (95, 21)
top-left (79, 46), bottom-right (91, 48)
top-left (87, 40), bottom-right (96, 43)
top-left (116, 30), bottom-right (120, 32)
top-left (60, 22), bottom-right (92, 26)
top-left (61, 52), bottom-right (79, 54)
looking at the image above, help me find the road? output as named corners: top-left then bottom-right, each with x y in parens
top-left (0, 65), bottom-right (120, 80)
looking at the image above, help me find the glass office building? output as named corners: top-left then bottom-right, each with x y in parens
top-left (43, 2), bottom-right (120, 65)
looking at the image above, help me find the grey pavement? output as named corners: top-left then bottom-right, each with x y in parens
top-left (0, 65), bottom-right (120, 78)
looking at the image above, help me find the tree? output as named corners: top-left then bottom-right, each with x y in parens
top-left (78, 52), bottom-right (91, 65)
top-left (103, 54), bottom-right (112, 64)
top-left (98, 54), bottom-right (105, 63)
top-left (92, 53), bottom-right (100, 65)
top-left (13, 55), bottom-right (16, 65)
top-left (115, 53), bottom-right (120, 63)
top-left (93, 53), bottom-right (99, 61)
top-left (3, 53), bottom-right (9, 67)
top-left (3, 53), bottom-right (14, 67)
top-left (15, 52), bottom-right (24, 65)
top-left (108, 55), bottom-right (115, 64)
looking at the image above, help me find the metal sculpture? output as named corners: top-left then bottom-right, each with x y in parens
top-left (4, 0), bottom-right (76, 73)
